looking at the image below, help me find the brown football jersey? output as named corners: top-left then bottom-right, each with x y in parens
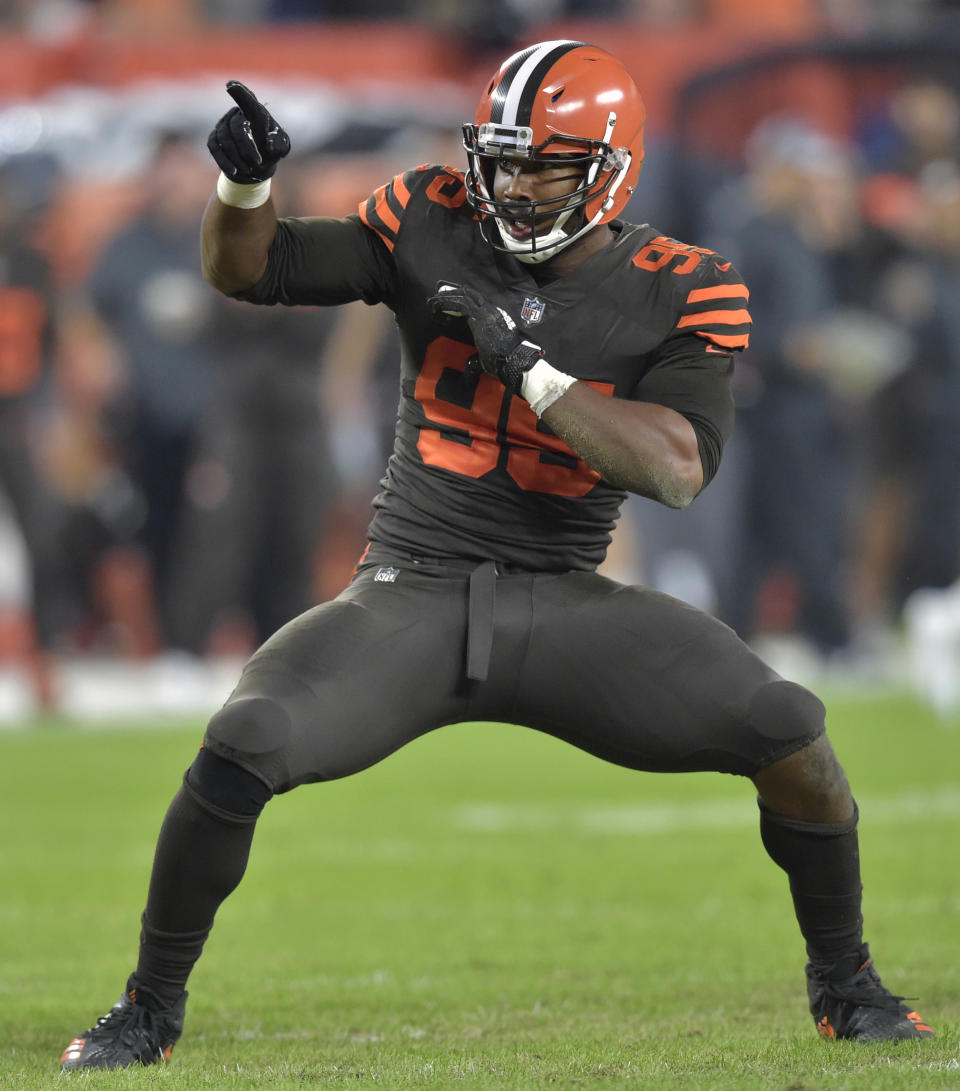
top-left (238, 164), bottom-right (750, 570)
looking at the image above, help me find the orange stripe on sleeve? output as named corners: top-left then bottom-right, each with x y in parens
top-left (375, 186), bottom-right (401, 238)
top-left (358, 210), bottom-right (394, 251)
top-left (677, 308), bottom-right (751, 328)
top-left (391, 171), bottom-right (412, 211)
top-left (357, 193), bottom-right (377, 225)
top-left (358, 183), bottom-right (401, 252)
top-left (686, 283), bottom-right (750, 304)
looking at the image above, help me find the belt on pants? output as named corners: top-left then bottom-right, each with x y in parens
top-left (360, 545), bottom-right (526, 684)
top-left (411, 555), bottom-right (500, 683)
top-left (466, 560), bottom-right (497, 683)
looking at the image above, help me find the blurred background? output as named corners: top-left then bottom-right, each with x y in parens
top-left (1, 0), bottom-right (960, 722)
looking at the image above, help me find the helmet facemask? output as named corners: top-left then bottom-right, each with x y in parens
top-left (463, 116), bottom-right (632, 263)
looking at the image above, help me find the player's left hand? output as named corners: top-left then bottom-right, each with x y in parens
top-left (429, 282), bottom-right (543, 393)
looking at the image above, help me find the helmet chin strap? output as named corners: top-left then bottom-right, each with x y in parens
top-left (498, 208), bottom-right (582, 264)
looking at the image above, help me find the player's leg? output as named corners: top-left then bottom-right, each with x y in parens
top-left (514, 570), bottom-right (818, 774)
top-left (754, 739), bottom-right (933, 1040)
top-left (61, 562), bottom-right (472, 1069)
top-left (515, 571), bottom-right (932, 1042)
top-left (58, 747), bottom-right (270, 1071)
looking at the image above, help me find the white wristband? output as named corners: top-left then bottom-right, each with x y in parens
top-left (521, 357), bottom-right (577, 417)
top-left (216, 172), bottom-right (272, 209)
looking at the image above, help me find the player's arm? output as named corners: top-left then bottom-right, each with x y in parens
top-left (201, 193), bottom-right (278, 296)
top-left (201, 80), bottom-right (288, 296)
top-left (202, 196), bottom-right (277, 296)
top-left (202, 81), bottom-right (396, 307)
top-left (539, 327), bottom-right (740, 507)
top-left (538, 384), bottom-right (704, 508)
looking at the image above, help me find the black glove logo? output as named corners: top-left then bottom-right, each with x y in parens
top-left (207, 80), bottom-right (291, 184)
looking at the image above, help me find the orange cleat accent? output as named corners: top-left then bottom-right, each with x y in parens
top-left (816, 1016), bottom-right (836, 1039)
top-left (907, 1011), bottom-right (934, 1035)
top-left (59, 1037), bottom-right (87, 1065)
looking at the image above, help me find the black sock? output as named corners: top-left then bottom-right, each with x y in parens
top-left (135, 774), bottom-right (260, 1008)
top-left (759, 799), bottom-right (864, 970)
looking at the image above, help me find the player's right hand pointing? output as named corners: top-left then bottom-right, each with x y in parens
top-left (207, 81), bottom-right (291, 184)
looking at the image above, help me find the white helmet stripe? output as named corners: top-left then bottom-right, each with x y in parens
top-left (492, 40), bottom-right (584, 128)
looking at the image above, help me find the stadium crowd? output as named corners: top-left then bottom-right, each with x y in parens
top-left (1, 0), bottom-right (960, 715)
top-left (6, 0), bottom-right (960, 36)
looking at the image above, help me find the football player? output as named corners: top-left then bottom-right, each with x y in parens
top-left (60, 40), bottom-right (933, 1069)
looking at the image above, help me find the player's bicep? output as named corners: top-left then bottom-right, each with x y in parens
top-left (236, 214), bottom-right (396, 308)
top-left (632, 335), bottom-right (736, 489)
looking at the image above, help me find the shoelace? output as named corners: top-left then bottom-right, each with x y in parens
top-left (93, 996), bottom-right (155, 1048)
top-left (826, 959), bottom-right (907, 1011)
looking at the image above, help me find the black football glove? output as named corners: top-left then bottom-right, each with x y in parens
top-left (428, 282), bottom-right (543, 393)
top-left (207, 80), bottom-right (291, 184)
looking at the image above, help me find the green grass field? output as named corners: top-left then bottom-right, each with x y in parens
top-left (1, 692), bottom-right (958, 1089)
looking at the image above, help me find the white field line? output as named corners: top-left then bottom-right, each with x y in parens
top-left (451, 786), bottom-right (960, 835)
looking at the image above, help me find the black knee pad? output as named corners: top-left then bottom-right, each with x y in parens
top-left (748, 679), bottom-right (826, 744)
top-left (196, 698), bottom-right (292, 802)
top-left (203, 694), bottom-right (293, 787)
top-left (186, 746), bottom-right (273, 818)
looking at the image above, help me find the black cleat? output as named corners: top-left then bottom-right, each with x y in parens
top-left (60, 976), bottom-right (186, 1069)
top-left (806, 944), bottom-right (934, 1041)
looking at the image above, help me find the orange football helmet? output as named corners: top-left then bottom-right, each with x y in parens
top-left (463, 40), bottom-right (646, 263)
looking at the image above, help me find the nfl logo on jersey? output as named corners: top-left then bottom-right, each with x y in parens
top-left (521, 296), bottom-right (545, 325)
top-left (374, 566), bottom-right (400, 583)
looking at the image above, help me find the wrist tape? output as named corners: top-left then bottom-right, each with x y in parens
top-left (216, 172), bottom-right (272, 209)
top-left (521, 358), bottom-right (577, 417)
